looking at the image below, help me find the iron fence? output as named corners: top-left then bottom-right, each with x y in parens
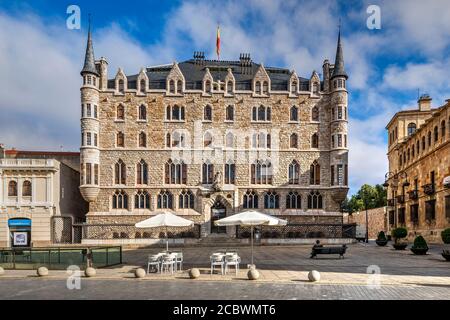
top-left (0, 246), bottom-right (122, 270)
top-left (236, 223), bottom-right (357, 239)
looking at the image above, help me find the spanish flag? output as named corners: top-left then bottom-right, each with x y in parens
top-left (216, 25), bottom-right (220, 60)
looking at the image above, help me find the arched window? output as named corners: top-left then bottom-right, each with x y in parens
top-left (117, 104), bottom-right (125, 120)
top-left (165, 159), bottom-right (187, 184)
top-left (157, 190), bottom-right (173, 209)
top-left (311, 133), bottom-right (319, 148)
top-left (115, 159), bottom-right (126, 185)
top-left (202, 162), bottom-right (214, 184)
top-left (135, 191), bottom-right (150, 209)
top-left (166, 133), bottom-right (171, 148)
top-left (312, 82), bottom-right (319, 95)
top-left (264, 191), bottom-right (279, 209)
top-left (255, 81), bottom-right (261, 94)
top-left (243, 190), bottom-right (258, 209)
top-left (177, 80), bottom-right (183, 94)
top-left (422, 136), bottom-right (426, 150)
top-left (407, 123), bottom-right (416, 136)
top-left (290, 106), bottom-right (298, 121)
top-left (428, 131), bottom-right (432, 146)
top-left (309, 160), bottom-right (320, 185)
top-left (251, 160), bottom-right (272, 184)
top-left (179, 190), bottom-right (195, 209)
top-left (226, 105), bottom-right (234, 121)
top-left (169, 80), bottom-right (175, 93)
top-left (290, 133), bottom-right (298, 148)
top-left (112, 190), bottom-right (128, 209)
top-left (311, 106), bottom-right (319, 122)
top-left (8, 181), bottom-right (17, 197)
top-left (140, 79), bottom-right (146, 93)
top-left (227, 81), bottom-right (233, 94)
top-left (434, 126), bottom-right (439, 143)
top-left (22, 180), bottom-right (32, 197)
top-left (291, 81), bottom-right (297, 94)
top-left (252, 106), bottom-right (257, 121)
top-left (139, 132), bottom-right (146, 148)
top-left (136, 160), bottom-right (148, 185)
top-left (138, 105), bottom-right (147, 120)
top-left (225, 132), bottom-right (234, 148)
top-left (204, 105), bottom-right (212, 121)
top-left (118, 79), bottom-right (124, 93)
top-left (172, 131), bottom-right (185, 148)
top-left (289, 160), bottom-right (300, 184)
top-left (116, 132), bottom-right (125, 147)
top-left (286, 191), bottom-right (301, 209)
top-left (307, 191), bottom-right (323, 209)
top-left (262, 81), bottom-right (269, 94)
top-left (166, 105), bottom-right (185, 121)
top-left (252, 133), bottom-right (271, 149)
top-left (441, 120), bottom-right (446, 138)
top-left (204, 131), bottom-right (213, 147)
top-left (416, 140), bottom-right (420, 154)
top-left (224, 161), bottom-right (236, 184)
top-left (205, 80), bottom-right (212, 93)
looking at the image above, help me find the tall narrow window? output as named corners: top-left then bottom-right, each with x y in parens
top-left (157, 190), bottom-right (173, 209)
top-left (243, 190), bottom-right (258, 209)
top-left (139, 132), bottom-right (147, 148)
top-left (291, 81), bottom-right (297, 94)
top-left (226, 105), bottom-right (234, 121)
top-left (202, 162), bottom-right (214, 184)
top-left (262, 81), bottom-right (269, 94)
top-left (112, 190), bottom-right (128, 209)
top-left (311, 106), bottom-right (319, 122)
top-left (94, 164), bottom-right (99, 185)
top-left (312, 83), bottom-right (319, 95)
top-left (139, 105), bottom-right (147, 120)
top-left (22, 181), bottom-right (32, 197)
top-left (331, 165), bottom-right (335, 186)
top-left (87, 104), bottom-right (92, 117)
top-left (204, 131), bottom-right (213, 147)
top-left (310, 161), bottom-right (320, 185)
top-left (290, 106), bottom-right (298, 121)
top-left (179, 190), bottom-right (195, 209)
top-left (115, 159), bottom-right (126, 185)
top-left (225, 132), bottom-right (234, 148)
top-left (136, 160), bottom-right (148, 185)
top-left (169, 80), bottom-right (175, 93)
top-left (118, 80), bottom-right (124, 93)
top-left (135, 191), bottom-right (150, 209)
top-left (251, 160), bottom-right (272, 184)
top-left (165, 160), bottom-right (187, 184)
top-left (224, 162), bottom-right (236, 184)
top-left (117, 132), bottom-right (125, 147)
top-left (286, 191), bottom-right (301, 209)
top-left (177, 80), bottom-right (183, 94)
top-left (205, 80), bottom-right (212, 93)
top-left (288, 160), bottom-right (300, 184)
top-left (337, 106), bottom-right (343, 119)
top-left (117, 105), bottom-right (125, 120)
top-left (290, 133), bottom-right (298, 149)
top-left (434, 126), bottom-right (439, 143)
top-left (311, 133), bottom-right (319, 148)
top-left (204, 105), bottom-right (212, 121)
top-left (86, 132), bottom-right (92, 146)
top-left (407, 123), bottom-right (416, 136)
top-left (264, 191), bottom-right (279, 209)
top-left (255, 81), bottom-right (261, 94)
top-left (441, 120), bottom-right (446, 138)
top-left (140, 79), bottom-right (146, 93)
top-left (227, 81), bottom-right (233, 94)
top-left (86, 163), bottom-right (92, 184)
top-left (307, 191), bottom-right (323, 209)
top-left (8, 181), bottom-right (17, 196)
top-left (94, 134), bottom-right (98, 147)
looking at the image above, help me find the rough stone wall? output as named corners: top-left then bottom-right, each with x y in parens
top-left (344, 207), bottom-right (387, 239)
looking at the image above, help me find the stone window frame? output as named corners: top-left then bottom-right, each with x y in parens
top-left (251, 105), bottom-right (272, 122)
top-left (286, 191), bottom-right (301, 209)
top-left (114, 159), bottom-right (126, 185)
top-left (311, 133), bottom-right (319, 149)
top-left (224, 161), bottom-right (236, 185)
top-left (164, 159), bottom-right (187, 185)
top-left (157, 190), bottom-right (174, 209)
top-left (311, 105), bottom-right (320, 122)
top-left (309, 160), bottom-right (320, 186)
top-left (136, 159), bottom-right (148, 185)
top-left (203, 131), bottom-right (213, 148)
top-left (225, 131), bottom-right (234, 149)
top-left (138, 131), bottom-right (147, 148)
top-left (8, 180), bottom-right (18, 197)
top-left (202, 161), bottom-right (214, 185)
top-left (22, 180), bottom-right (32, 197)
top-left (116, 131), bottom-right (125, 148)
top-left (112, 190), bottom-right (128, 210)
top-left (165, 105), bottom-right (185, 122)
top-left (179, 190), bottom-right (195, 209)
top-left (251, 159), bottom-right (273, 185)
top-left (289, 105), bottom-right (299, 122)
top-left (264, 191), bottom-right (280, 209)
top-left (307, 190), bottom-right (323, 210)
top-left (203, 105), bottom-right (213, 122)
top-left (226, 80), bottom-right (234, 95)
top-left (288, 160), bottom-right (300, 185)
top-left (116, 104), bottom-right (126, 122)
top-left (225, 105), bottom-right (235, 122)
top-left (135, 190), bottom-right (150, 209)
top-left (138, 78), bottom-right (147, 94)
top-left (243, 190), bottom-right (258, 209)
top-left (251, 132), bottom-right (271, 149)
top-left (137, 104), bottom-right (147, 122)
top-left (289, 133), bottom-right (298, 149)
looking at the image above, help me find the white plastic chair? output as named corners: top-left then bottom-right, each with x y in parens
top-left (224, 254), bottom-right (240, 276)
top-left (147, 254), bottom-right (161, 273)
top-left (210, 254), bottom-right (225, 275)
top-left (161, 253), bottom-right (176, 274)
top-left (172, 251), bottom-right (183, 271)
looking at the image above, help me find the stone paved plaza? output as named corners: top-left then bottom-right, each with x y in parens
top-left (1, 242), bottom-right (450, 299)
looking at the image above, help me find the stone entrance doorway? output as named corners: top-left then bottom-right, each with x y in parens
top-left (210, 201), bottom-right (226, 234)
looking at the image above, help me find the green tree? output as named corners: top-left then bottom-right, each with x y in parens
top-left (346, 183), bottom-right (387, 213)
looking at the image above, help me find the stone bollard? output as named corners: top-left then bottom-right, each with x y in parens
top-left (247, 268), bottom-right (260, 280)
top-left (0, 267), bottom-right (4, 275)
top-left (135, 268), bottom-right (146, 278)
top-left (37, 266), bottom-right (49, 277)
top-left (189, 268), bottom-right (200, 279)
top-left (308, 270), bottom-right (321, 282)
top-left (85, 267), bottom-right (96, 278)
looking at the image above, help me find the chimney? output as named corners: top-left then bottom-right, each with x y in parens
top-left (0, 143), bottom-right (5, 159)
top-left (418, 94), bottom-right (432, 111)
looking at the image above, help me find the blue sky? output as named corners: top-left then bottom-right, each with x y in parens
top-left (0, 0), bottom-right (449, 195)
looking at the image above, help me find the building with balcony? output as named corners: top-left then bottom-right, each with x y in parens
top-left (385, 96), bottom-right (450, 242)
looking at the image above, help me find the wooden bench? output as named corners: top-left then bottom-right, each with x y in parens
top-left (310, 244), bottom-right (347, 259)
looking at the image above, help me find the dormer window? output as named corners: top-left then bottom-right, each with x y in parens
top-left (177, 80), bottom-right (183, 94)
top-left (169, 80), bottom-right (175, 94)
top-left (291, 81), bottom-right (297, 94)
top-left (255, 81), bottom-right (261, 94)
top-left (140, 79), bottom-right (146, 94)
top-left (262, 81), bottom-right (269, 95)
top-left (118, 79), bottom-right (124, 93)
top-left (205, 80), bottom-right (212, 94)
top-left (227, 81), bottom-right (233, 94)
top-left (407, 123), bottom-right (416, 136)
top-left (312, 82), bottom-right (319, 95)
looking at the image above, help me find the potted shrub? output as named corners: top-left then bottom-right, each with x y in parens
top-left (392, 227), bottom-right (408, 250)
top-left (375, 231), bottom-right (388, 246)
top-left (441, 228), bottom-right (450, 261)
top-left (410, 235), bottom-right (429, 255)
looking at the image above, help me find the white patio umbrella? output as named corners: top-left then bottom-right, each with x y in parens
top-left (135, 211), bottom-right (194, 251)
top-left (214, 210), bottom-right (287, 267)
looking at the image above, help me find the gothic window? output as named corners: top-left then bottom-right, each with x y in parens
top-left (166, 133), bottom-right (171, 148)
top-left (286, 191), bottom-right (301, 209)
top-left (311, 133), bottom-right (319, 148)
top-left (251, 160), bottom-right (273, 184)
top-left (86, 104), bottom-right (92, 117)
top-left (172, 131), bottom-right (185, 148)
top-left (157, 190), bottom-right (173, 209)
top-left (337, 134), bottom-right (342, 148)
top-left (138, 105), bottom-right (147, 120)
top-left (8, 181), bottom-right (17, 197)
top-left (117, 132), bottom-right (125, 147)
top-left (166, 105), bottom-right (185, 121)
top-left (86, 163), bottom-right (92, 184)
top-left (407, 123), bottom-right (416, 136)
top-left (309, 160), bottom-right (320, 185)
top-left (87, 132), bottom-right (92, 146)
top-left (177, 80), bottom-right (183, 94)
top-left (226, 105), bottom-right (234, 121)
top-left (94, 133), bottom-right (98, 147)
top-left (337, 106), bottom-right (343, 119)
top-left (140, 79), bottom-right (146, 94)
top-left (22, 180), bottom-right (32, 197)
top-left (291, 81), bottom-right (297, 94)
top-left (290, 106), bottom-right (298, 121)
top-left (416, 140), bottom-right (420, 154)
top-left (422, 136), bottom-right (426, 150)
top-left (179, 190), bottom-right (195, 209)
top-left (224, 162), bottom-right (236, 184)
top-left (264, 191), bottom-right (279, 209)
top-left (94, 164), bottom-right (99, 185)
top-left (307, 191), bottom-right (323, 209)
top-left (262, 81), bottom-right (269, 94)
top-left (243, 190), bottom-right (258, 209)
top-left (135, 191), bottom-right (150, 209)
top-left (202, 162), bottom-right (214, 184)
top-left (118, 79), bottom-right (124, 93)
top-left (117, 104), bottom-right (125, 120)
top-left (290, 133), bottom-right (298, 149)
top-left (288, 160), bottom-right (300, 184)
top-left (204, 131), bottom-right (213, 147)
top-left (204, 105), bottom-right (212, 121)
top-left (169, 80), bottom-right (175, 93)
top-left (255, 81), bottom-right (261, 94)
top-left (252, 133), bottom-right (271, 148)
top-left (165, 159), bottom-right (187, 184)
top-left (205, 80), bottom-right (212, 94)
top-left (428, 131), bottom-right (432, 147)
top-left (227, 81), bottom-right (233, 94)
top-left (136, 160), bottom-right (148, 185)
top-left (139, 132), bottom-right (146, 148)
top-left (311, 106), bottom-right (319, 122)
top-left (115, 159), bottom-right (126, 185)
top-left (112, 190), bottom-right (128, 209)
top-left (225, 132), bottom-right (234, 148)
top-left (441, 120), bottom-right (446, 138)
top-left (434, 126), bottom-right (439, 143)
top-left (312, 82), bottom-right (319, 95)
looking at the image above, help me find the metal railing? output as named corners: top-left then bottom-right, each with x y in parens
top-left (0, 246), bottom-right (122, 270)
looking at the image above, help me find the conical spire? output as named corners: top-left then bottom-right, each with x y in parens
top-left (331, 25), bottom-right (348, 80)
top-left (81, 16), bottom-right (98, 76)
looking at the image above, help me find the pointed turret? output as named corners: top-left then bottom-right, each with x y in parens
top-left (81, 18), bottom-right (99, 76)
top-left (331, 27), bottom-right (347, 80)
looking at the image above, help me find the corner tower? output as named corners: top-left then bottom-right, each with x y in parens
top-left (79, 21), bottom-right (100, 202)
top-left (329, 26), bottom-right (349, 203)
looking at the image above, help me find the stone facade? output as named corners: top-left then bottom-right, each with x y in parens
top-left (386, 96), bottom-right (450, 243)
top-left (79, 29), bottom-right (350, 243)
top-left (343, 207), bottom-right (387, 239)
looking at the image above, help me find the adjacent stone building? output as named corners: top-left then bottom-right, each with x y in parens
top-left (79, 27), bottom-right (350, 244)
top-left (343, 207), bottom-right (387, 240)
top-left (386, 96), bottom-right (450, 242)
top-left (0, 146), bottom-right (87, 247)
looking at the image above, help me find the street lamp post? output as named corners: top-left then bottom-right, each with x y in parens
top-left (383, 171), bottom-right (409, 229)
top-left (356, 194), bottom-right (375, 243)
